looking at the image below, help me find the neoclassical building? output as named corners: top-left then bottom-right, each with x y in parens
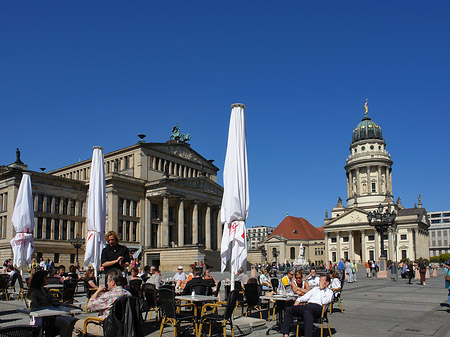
top-left (323, 103), bottom-right (430, 264)
top-left (0, 133), bottom-right (224, 271)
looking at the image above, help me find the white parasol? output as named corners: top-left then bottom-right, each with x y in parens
top-left (84, 146), bottom-right (107, 277)
top-left (220, 103), bottom-right (249, 290)
top-left (10, 173), bottom-right (35, 271)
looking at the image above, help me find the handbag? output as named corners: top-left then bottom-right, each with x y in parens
top-left (445, 271), bottom-right (450, 282)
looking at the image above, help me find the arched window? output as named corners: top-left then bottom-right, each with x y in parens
top-left (290, 247), bottom-right (296, 259)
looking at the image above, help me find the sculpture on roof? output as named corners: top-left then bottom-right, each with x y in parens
top-left (170, 123), bottom-right (192, 143)
top-left (364, 98), bottom-right (368, 116)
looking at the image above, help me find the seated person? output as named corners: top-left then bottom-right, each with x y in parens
top-left (203, 269), bottom-right (217, 289)
top-left (182, 267), bottom-right (212, 295)
top-left (280, 274), bottom-right (333, 337)
top-left (67, 265), bottom-right (79, 281)
top-left (146, 268), bottom-right (163, 290)
top-left (180, 264), bottom-right (195, 290)
top-left (72, 269), bottom-right (131, 337)
top-left (329, 271), bottom-right (341, 290)
top-left (27, 271), bottom-right (76, 337)
top-left (129, 267), bottom-right (142, 281)
top-left (305, 268), bottom-right (320, 288)
top-left (173, 265), bottom-right (187, 289)
top-left (84, 269), bottom-right (97, 298)
top-left (259, 268), bottom-right (272, 291)
top-left (6, 265), bottom-right (23, 290)
top-left (281, 269), bottom-right (295, 291)
top-left (291, 270), bottom-right (310, 296)
top-left (234, 267), bottom-right (249, 287)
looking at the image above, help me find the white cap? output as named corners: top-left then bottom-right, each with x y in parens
top-left (178, 266), bottom-right (183, 269)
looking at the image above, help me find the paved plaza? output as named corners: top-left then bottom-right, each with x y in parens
top-left (1, 268), bottom-right (449, 337)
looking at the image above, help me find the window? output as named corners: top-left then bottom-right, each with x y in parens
top-left (36, 218), bottom-right (43, 239)
top-left (132, 201), bottom-right (137, 217)
top-left (383, 234), bottom-right (388, 240)
top-left (151, 204), bottom-right (158, 219)
top-left (368, 235), bottom-right (375, 241)
top-left (126, 200), bottom-right (130, 216)
top-left (401, 250), bottom-right (407, 260)
top-left (431, 220), bottom-right (442, 224)
top-left (371, 183), bottom-right (376, 193)
top-left (169, 206), bottom-right (174, 222)
top-left (400, 234), bottom-right (407, 240)
top-left (70, 254), bottom-right (75, 264)
top-left (54, 197), bottom-right (60, 214)
top-left (132, 222), bottom-right (137, 242)
top-left (290, 247), bottom-right (295, 259)
top-left (443, 219), bottom-right (450, 223)
top-left (119, 198), bottom-right (123, 215)
top-left (343, 237), bottom-right (349, 242)
top-left (70, 200), bottom-right (75, 216)
top-left (344, 251), bottom-right (348, 260)
top-left (45, 219), bottom-right (51, 239)
top-left (125, 221), bottom-right (130, 241)
top-left (118, 220), bottom-right (123, 240)
top-left (70, 221), bottom-right (75, 239)
top-left (37, 195), bottom-right (43, 212)
top-left (62, 220), bottom-right (67, 240)
top-left (431, 213), bottom-right (441, 218)
top-left (331, 237), bottom-right (337, 243)
top-left (369, 250), bottom-right (374, 261)
top-left (46, 196), bottom-right (52, 213)
top-left (54, 220), bottom-right (60, 240)
top-left (54, 253), bottom-right (60, 264)
top-left (332, 252), bottom-right (336, 262)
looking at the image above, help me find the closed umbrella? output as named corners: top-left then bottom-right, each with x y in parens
top-left (10, 173), bottom-right (35, 271)
top-left (220, 103), bottom-right (249, 290)
top-left (84, 146), bottom-right (107, 277)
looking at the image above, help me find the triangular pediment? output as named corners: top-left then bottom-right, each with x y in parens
top-left (174, 177), bottom-right (223, 195)
top-left (264, 235), bottom-right (287, 243)
top-left (146, 143), bottom-right (218, 170)
top-left (325, 208), bottom-right (369, 228)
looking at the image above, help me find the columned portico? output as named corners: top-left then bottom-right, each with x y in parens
top-left (161, 195), bottom-right (169, 247)
top-left (177, 198), bottom-right (184, 247)
top-left (205, 203), bottom-right (211, 249)
top-left (348, 230), bottom-right (354, 260)
top-left (192, 201), bottom-right (198, 245)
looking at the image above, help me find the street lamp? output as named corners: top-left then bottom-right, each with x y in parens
top-left (367, 203), bottom-right (397, 258)
top-left (70, 234), bottom-right (84, 265)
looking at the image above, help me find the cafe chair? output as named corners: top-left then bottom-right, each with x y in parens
top-left (50, 279), bottom-right (78, 304)
top-left (0, 274), bottom-right (10, 301)
top-left (243, 283), bottom-right (263, 319)
top-left (191, 284), bottom-right (211, 296)
top-left (142, 284), bottom-right (160, 321)
top-left (270, 278), bottom-right (279, 292)
top-left (158, 288), bottom-right (198, 337)
top-left (198, 289), bottom-right (239, 337)
top-left (128, 279), bottom-right (143, 298)
top-left (0, 324), bottom-right (41, 337)
top-left (46, 277), bottom-right (61, 285)
top-left (224, 282), bottom-right (244, 315)
top-left (330, 280), bottom-right (344, 314)
top-left (296, 303), bottom-right (332, 337)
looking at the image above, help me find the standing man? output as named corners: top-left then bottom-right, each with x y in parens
top-left (338, 258), bottom-right (344, 281)
top-left (417, 257), bottom-right (426, 286)
top-left (345, 259), bottom-right (353, 283)
top-left (101, 231), bottom-right (130, 285)
top-left (71, 269), bottom-right (131, 337)
top-left (280, 274), bottom-right (333, 337)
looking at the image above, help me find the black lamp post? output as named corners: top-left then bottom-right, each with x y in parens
top-left (367, 203), bottom-right (397, 259)
top-left (70, 234), bottom-right (84, 265)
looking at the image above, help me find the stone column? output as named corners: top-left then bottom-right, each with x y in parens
top-left (356, 168), bottom-right (360, 196)
top-left (360, 230), bottom-right (366, 263)
top-left (336, 232), bottom-right (341, 259)
top-left (178, 199), bottom-right (184, 247)
top-left (348, 230), bottom-right (354, 260)
top-left (414, 229), bottom-right (419, 261)
top-left (377, 166), bottom-right (382, 194)
top-left (375, 231), bottom-right (380, 259)
top-left (348, 170), bottom-right (353, 197)
top-left (324, 232), bottom-right (329, 263)
top-left (217, 208), bottom-right (222, 250)
top-left (51, 219), bottom-right (55, 240)
top-left (145, 198), bottom-right (151, 248)
top-left (388, 228), bottom-right (394, 261)
top-left (205, 203), bottom-right (211, 250)
top-left (366, 166), bottom-right (371, 195)
top-left (161, 195), bottom-right (169, 247)
top-left (192, 201), bottom-right (198, 245)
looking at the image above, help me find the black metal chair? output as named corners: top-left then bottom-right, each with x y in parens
top-left (142, 283), bottom-right (160, 321)
top-left (0, 274), bottom-right (10, 301)
top-left (158, 288), bottom-right (198, 337)
top-left (0, 325), bottom-right (41, 337)
top-left (213, 280), bottom-right (221, 298)
top-left (243, 283), bottom-right (263, 319)
top-left (50, 279), bottom-right (78, 304)
top-left (270, 278), bottom-right (279, 292)
top-left (46, 277), bottom-right (61, 285)
top-left (191, 283), bottom-right (211, 296)
top-left (198, 289), bottom-right (239, 337)
top-left (128, 279), bottom-right (143, 298)
top-left (296, 303), bottom-right (332, 337)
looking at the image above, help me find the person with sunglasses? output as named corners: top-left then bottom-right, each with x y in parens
top-left (281, 269), bottom-right (295, 291)
top-left (291, 270), bottom-right (310, 296)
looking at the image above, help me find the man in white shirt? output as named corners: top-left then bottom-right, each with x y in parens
top-left (280, 274), bottom-right (333, 337)
top-left (306, 268), bottom-right (320, 288)
top-left (173, 266), bottom-right (187, 289)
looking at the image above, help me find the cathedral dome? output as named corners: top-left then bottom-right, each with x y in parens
top-left (352, 101), bottom-right (383, 143)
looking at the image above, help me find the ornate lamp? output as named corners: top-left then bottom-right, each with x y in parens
top-left (367, 203), bottom-right (397, 258)
top-left (70, 234), bottom-right (84, 265)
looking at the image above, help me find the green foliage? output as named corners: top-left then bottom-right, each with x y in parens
top-left (430, 256), bottom-right (440, 263)
top-left (423, 258), bottom-right (430, 265)
top-left (440, 253), bottom-right (450, 263)
top-left (400, 258), bottom-right (410, 264)
top-left (387, 259), bottom-right (393, 265)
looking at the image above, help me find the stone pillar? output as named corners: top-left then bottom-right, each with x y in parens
top-left (217, 208), bottom-right (222, 250)
top-left (107, 192), bottom-right (119, 233)
top-left (377, 166), bottom-right (382, 194)
top-left (348, 170), bottom-right (353, 197)
top-left (361, 230), bottom-right (366, 263)
top-left (336, 232), bottom-right (341, 259)
top-left (161, 195), bottom-right (169, 247)
top-left (366, 166), bottom-right (371, 195)
top-left (375, 231), bottom-right (380, 259)
top-left (205, 203), bottom-right (211, 250)
top-left (414, 229), bottom-right (419, 261)
top-left (192, 201), bottom-right (198, 245)
top-left (178, 199), bottom-right (184, 247)
top-left (388, 228), bottom-right (394, 262)
top-left (324, 232), bottom-right (329, 263)
top-left (51, 219), bottom-right (55, 240)
top-left (348, 230), bottom-right (354, 260)
top-left (145, 198), bottom-right (151, 248)
top-left (356, 168), bottom-right (360, 196)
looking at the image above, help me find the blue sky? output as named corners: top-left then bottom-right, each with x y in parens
top-left (1, 2), bottom-right (449, 228)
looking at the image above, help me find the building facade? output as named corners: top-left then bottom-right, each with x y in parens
top-left (0, 136), bottom-right (224, 271)
top-left (323, 103), bottom-right (430, 264)
top-left (427, 211), bottom-right (450, 257)
top-left (247, 225), bottom-right (274, 251)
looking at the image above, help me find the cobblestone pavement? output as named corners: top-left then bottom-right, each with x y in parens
top-left (1, 269), bottom-right (449, 337)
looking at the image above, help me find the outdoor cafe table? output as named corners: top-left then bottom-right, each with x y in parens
top-left (44, 284), bottom-right (64, 289)
top-left (175, 294), bottom-right (218, 320)
top-left (260, 294), bottom-right (296, 335)
top-left (18, 306), bottom-right (82, 337)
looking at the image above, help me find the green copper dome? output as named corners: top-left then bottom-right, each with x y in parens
top-left (352, 115), bottom-right (383, 143)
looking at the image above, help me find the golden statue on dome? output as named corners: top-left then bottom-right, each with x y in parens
top-left (364, 98), bottom-right (368, 116)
